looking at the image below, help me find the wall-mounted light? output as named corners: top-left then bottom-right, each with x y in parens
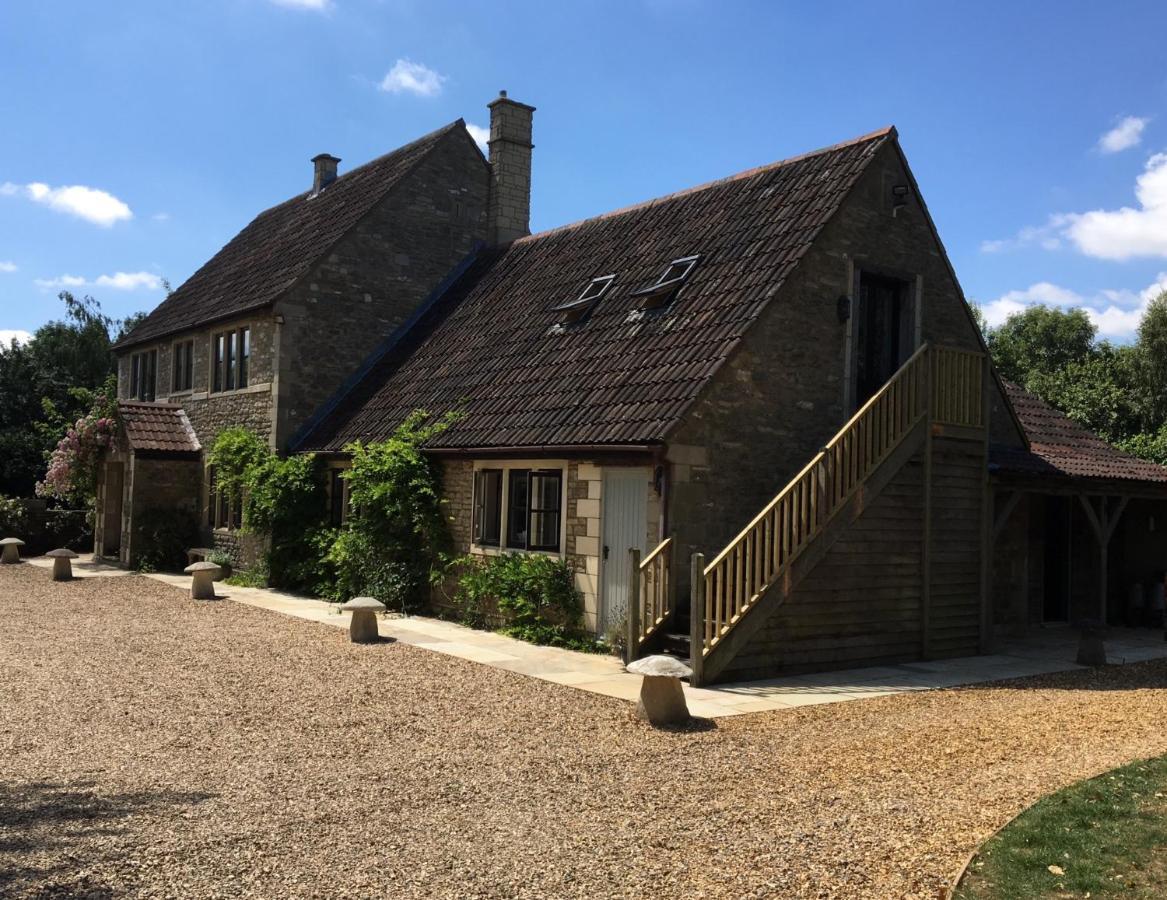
top-left (892, 184), bottom-right (910, 216)
top-left (836, 294), bottom-right (851, 323)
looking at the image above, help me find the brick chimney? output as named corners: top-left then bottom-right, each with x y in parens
top-left (311, 153), bottom-right (340, 195)
top-left (486, 91), bottom-right (535, 245)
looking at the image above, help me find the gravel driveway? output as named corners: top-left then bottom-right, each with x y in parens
top-left (3, 564), bottom-right (1167, 899)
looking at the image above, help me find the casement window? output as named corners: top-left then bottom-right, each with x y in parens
top-left (472, 468), bottom-right (503, 546)
top-left (206, 465), bottom-right (243, 530)
top-left (329, 468), bottom-right (350, 527)
top-left (172, 339), bottom-right (194, 393)
top-left (473, 465), bottom-right (564, 553)
top-left (128, 349), bottom-right (157, 401)
top-left (212, 326), bottom-right (250, 393)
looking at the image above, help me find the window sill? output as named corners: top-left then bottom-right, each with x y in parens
top-left (207, 381), bottom-right (272, 397)
top-left (470, 543), bottom-right (563, 559)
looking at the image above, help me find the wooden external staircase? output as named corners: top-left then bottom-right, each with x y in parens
top-left (659, 343), bottom-right (987, 685)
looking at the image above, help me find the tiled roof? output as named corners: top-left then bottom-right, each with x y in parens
top-left (116, 121), bottom-right (471, 349)
top-left (991, 382), bottom-right (1167, 485)
top-left (119, 402), bottom-right (201, 454)
top-left (300, 127), bottom-right (895, 452)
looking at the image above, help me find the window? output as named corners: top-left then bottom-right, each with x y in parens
top-left (631, 254), bottom-right (700, 309)
top-left (206, 465), bottom-right (243, 530)
top-left (474, 466), bottom-right (563, 553)
top-left (549, 274), bottom-right (616, 322)
top-left (128, 349), bottom-right (157, 401)
top-left (172, 340), bottom-right (194, 393)
top-left (472, 468), bottom-right (503, 546)
top-left (212, 326), bottom-right (250, 393)
top-left (329, 468), bottom-right (349, 527)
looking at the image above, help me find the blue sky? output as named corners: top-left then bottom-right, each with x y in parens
top-left (2, 0), bottom-right (1166, 344)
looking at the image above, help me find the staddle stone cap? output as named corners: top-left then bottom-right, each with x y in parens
top-left (0, 537), bottom-right (25, 546)
top-left (46, 548), bottom-right (79, 559)
top-left (342, 596), bottom-right (386, 612)
top-left (626, 654), bottom-right (692, 678)
top-left (184, 561), bottom-right (221, 574)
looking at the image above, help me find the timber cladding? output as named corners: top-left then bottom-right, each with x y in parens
top-left (717, 436), bottom-right (985, 681)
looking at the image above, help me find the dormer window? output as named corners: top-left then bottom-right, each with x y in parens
top-left (550, 274), bottom-right (616, 322)
top-left (631, 255), bottom-right (700, 309)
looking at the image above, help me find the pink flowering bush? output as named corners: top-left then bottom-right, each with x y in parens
top-left (36, 412), bottom-right (119, 504)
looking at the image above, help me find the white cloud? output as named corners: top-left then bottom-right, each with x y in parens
top-left (1, 181), bottom-right (132, 226)
top-left (1098, 116), bottom-right (1149, 154)
top-left (0, 329), bottom-right (32, 346)
top-left (94, 271), bottom-right (162, 290)
top-left (466, 123), bottom-right (490, 152)
top-left (982, 154), bottom-right (1167, 260)
top-left (0, 261), bottom-right (16, 273)
top-left (979, 272), bottom-right (1167, 341)
top-left (1062, 153), bottom-right (1167, 259)
top-left (34, 274), bottom-right (86, 290)
top-left (269, 0), bottom-right (331, 8)
top-left (378, 59), bottom-right (446, 97)
top-left (34, 270), bottom-right (161, 292)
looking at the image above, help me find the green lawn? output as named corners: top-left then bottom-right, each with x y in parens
top-left (956, 755), bottom-right (1167, 898)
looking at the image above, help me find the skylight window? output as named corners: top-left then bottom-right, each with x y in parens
top-left (631, 254), bottom-right (700, 309)
top-left (550, 274), bottom-right (616, 322)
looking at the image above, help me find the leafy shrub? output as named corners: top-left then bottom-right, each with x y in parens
top-left (334, 410), bottom-right (457, 607)
top-left (448, 552), bottom-right (596, 650)
top-left (133, 508), bottom-right (200, 573)
top-left (0, 496), bottom-right (28, 535)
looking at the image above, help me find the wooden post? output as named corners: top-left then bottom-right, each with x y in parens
top-left (689, 552), bottom-right (705, 687)
top-left (920, 351), bottom-right (933, 659)
top-left (978, 352), bottom-right (993, 654)
top-left (625, 547), bottom-right (641, 665)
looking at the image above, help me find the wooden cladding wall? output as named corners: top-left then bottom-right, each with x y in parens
top-left (716, 436), bottom-right (985, 680)
top-left (927, 437), bottom-right (985, 658)
top-left (720, 453), bottom-right (926, 680)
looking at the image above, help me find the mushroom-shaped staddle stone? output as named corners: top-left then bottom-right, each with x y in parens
top-left (341, 596), bottom-right (385, 644)
top-left (46, 548), bottom-right (79, 581)
top-left (625, 654), bottom-right (692, 726)
top-left (0, 537), bottom-right (25, 565)
top-left (183, 561), bottom-right (221, 600)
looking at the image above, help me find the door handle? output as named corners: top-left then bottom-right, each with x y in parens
top-left (603, 545), bottom-right (609, 560)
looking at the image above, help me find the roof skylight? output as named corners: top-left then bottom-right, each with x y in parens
top-left (631, 255), bottom-right (700, 309)
top-left (550, 274), bottom-right (616, 322)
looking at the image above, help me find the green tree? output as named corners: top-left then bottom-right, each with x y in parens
top-left (1134, 289), bottom-right (1167, 429)
top-left (0, 293), bottom-right (145, 497)
top-left (986, 305), bottom-right (1096, 385)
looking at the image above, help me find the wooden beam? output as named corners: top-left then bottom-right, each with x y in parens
top-left (1105, 496), bottom-right (1130, 542)
top-left (978, 353), bottom-right (993, 654)
top-left (921, 398), bottom-right (933, 660)
top-left (993, 490), bottom-right (1023, 540)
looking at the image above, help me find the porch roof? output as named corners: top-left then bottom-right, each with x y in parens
top-left (990, 382), bottom-right (1167, 488)
top-left (118, 402), bottom-right (201, 455)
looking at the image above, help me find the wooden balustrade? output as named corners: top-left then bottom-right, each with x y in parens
top-left (625, 537), bottom-right (673, 662)
top-left (695, 344), bottom-right (984, 665)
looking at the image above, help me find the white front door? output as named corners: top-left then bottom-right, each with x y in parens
top-left (600, 468), bottom-right (648, 634)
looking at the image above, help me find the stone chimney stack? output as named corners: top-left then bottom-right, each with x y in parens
top-left (487, 91), bottom-right (535, 245)
top-left (311, 153), bottom-right (340, 195)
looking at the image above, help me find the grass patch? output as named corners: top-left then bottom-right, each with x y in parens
top-left (956, 754), bottom-right (1167, 898)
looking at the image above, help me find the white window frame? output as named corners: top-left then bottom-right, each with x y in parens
top-left (470, 459), bottom-right (569, 558)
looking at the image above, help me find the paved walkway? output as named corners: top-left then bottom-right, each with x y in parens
top-left (25, 553), bottom-right (1167, 718)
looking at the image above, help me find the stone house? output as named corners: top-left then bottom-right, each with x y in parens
top-left (98, 93), bottom-right (1167, 683)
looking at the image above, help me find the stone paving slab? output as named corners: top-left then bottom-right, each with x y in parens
top-left (24, 553), bottom-right (1167, 718)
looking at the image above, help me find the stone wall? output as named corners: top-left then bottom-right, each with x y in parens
top-left (274, 130), bottom-right (489, 450)
top-left (117, 315), bottom-right (278, 450)
top-left (667, 139), bottom-right (999, 599)
top-left (433, 457), bottom-right (665, 636)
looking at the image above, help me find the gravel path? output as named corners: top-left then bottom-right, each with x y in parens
top-left (3, 564), bottom-right (1167, 899)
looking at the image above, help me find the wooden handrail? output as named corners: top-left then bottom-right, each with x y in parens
top-left (625, 537), bottom-right (673, 662)
top-left (697, 344), bottom-right (984, 660)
